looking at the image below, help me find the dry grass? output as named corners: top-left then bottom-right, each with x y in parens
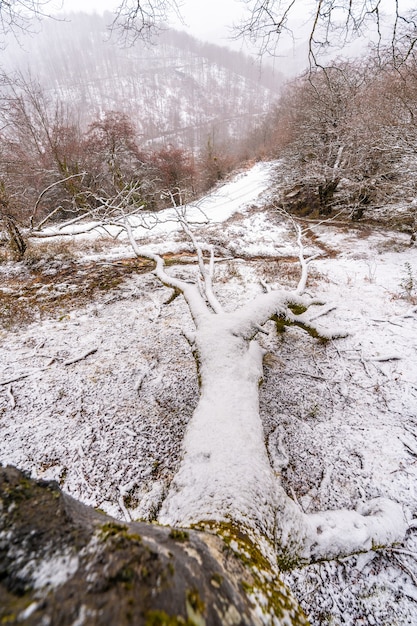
top-left (376, 237), bottom-right (410, 254)
top-left (257, 258), bottom-right (326, 289)
top-left (24, 238), bottom-right (79, 263)
top-left (217, 260), bottom-right (245, 283)
top-left (0, 255), bottom-right (153, 330)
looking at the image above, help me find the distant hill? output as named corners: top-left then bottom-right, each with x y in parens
top-left (1, 13), bottom-right (284, 150)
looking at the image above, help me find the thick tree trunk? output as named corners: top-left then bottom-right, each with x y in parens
top-left (157, 308), bottom-right (408, 570)
top-left (158, 320), bottom-right (279, 539)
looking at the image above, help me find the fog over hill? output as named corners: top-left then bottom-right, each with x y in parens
top-left (1, 12), bottom-right (283, 151)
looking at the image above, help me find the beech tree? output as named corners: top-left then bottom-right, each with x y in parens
top-left (84, 111), bottom-right (149, 198)
top-left (250, 45), bottom-right (417, 224)
top-left (98, 205), bottom-right (408, 553)
top-left (2, 186), bottom-right (405, 622)
top-left (264, 60), bottom-right (396, 217)
top-left (148, 145), bottom-right (196, 202)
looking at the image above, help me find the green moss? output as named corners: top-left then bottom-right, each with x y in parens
top-left (270, 313), bottom-right (283, 330)
top-left (98, 522), bottom-right (142, 544)
top-left (186, 589), bottom-right (206, 626)
top-left (288, 303), bottom-right (308, 316)
top-left (240, 580), bottom-right (253, 594)
top-left (205, 520), bottom-right (272, 573)
top-left (191, 519), bottom-right (308, 625)
top-left (186, 588), bottom-right (205, 613)
top-left (13, 477), bottom-right (35, 499)
top-left (169, 529), bottom-right (189, 542)
top-left (164, 288), bottom-right (181, 305)
top-left (272, 312), bottom-right (330, 343)
top-left (210, 573), bottom-right (223, 588)
top-left (152, 460), bottom-right (161, 474)
top-left (99, 522), bottom-right (128, 539)
top-left (144, 610), bottom-right (191, 626)
top-left (276, 550), bottom-right (304, 572)
top-left (112, 565), bottom-right (136, 589)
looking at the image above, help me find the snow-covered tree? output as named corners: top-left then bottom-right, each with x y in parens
top-left (61, 195), bottom-right (406, 553)
top-left (4, 196), bottom-right (407, 623)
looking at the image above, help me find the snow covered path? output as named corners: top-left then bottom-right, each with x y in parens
top-left (43, 161), bottom-right (277, 240)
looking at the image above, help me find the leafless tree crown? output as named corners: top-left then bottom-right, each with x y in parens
top-left (0, 0), bottom-right (60, 46)
top-left (2, 1), bottom-right (417, 63)
top-left (110, 0), bottom-right (182, 44)
top-left (236, 0), bottom-right (417, 66)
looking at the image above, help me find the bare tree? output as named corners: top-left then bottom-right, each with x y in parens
top-left (3, 0), bottom-right (417, 67)
top-left (0, 71), bottom-right (86, 224)
top-left (236, 0), bottom-right (417, 66)
top-left (0, 0), bottom-right (62, 47)
top-left (110, 0), bottom-right (182, 43)
top-left (258, 55), bottom-right (416, 220)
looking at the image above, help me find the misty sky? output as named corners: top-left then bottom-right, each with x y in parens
top-left (58, 0), bottom-right (245, 47)
top-left (51, 0), bottom-right (416, 64)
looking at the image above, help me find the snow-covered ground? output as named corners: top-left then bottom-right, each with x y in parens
top-left (1, 163), bottom-right (417, 625)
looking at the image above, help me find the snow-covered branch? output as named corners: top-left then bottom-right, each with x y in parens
top-left (122, 218), bottom-right (210, 325)
top-left (30, 172), bottom-right (87, 230)
top-left (178, 219), bottom-right (224, 315)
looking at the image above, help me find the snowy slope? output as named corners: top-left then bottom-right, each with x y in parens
top-left (1, 162), bottom-right (417, 624)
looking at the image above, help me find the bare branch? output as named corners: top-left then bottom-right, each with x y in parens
top-left (0, 0), bottom-right (61, 48)
top-left (237, 0), bottom-right (417, 66)
top-left (110, 0), bottom-right (183, 44)
top-left (0, 360), bottom-right (55, 386)
top-left (30, 172), bottom-right (87, 230)
top-left (63, 347), bottom-right (98, 366)
top-left (122, 217), bottom-right (210, 326)
top-left (178, 219), bottom-right (224, 315)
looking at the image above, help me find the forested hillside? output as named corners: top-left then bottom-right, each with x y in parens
top-left (254, 53), bottom-right (417, 240)
top-left (0, 12), bottom-right (283, 229)
top-left (1, 13), bottom-right (282, 149)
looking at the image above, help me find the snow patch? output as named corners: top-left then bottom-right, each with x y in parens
top-left (21, 550), bottom-right (79, 590)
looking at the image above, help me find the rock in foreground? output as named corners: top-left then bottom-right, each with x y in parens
top-left (0, 465), bottom-right (307, 625)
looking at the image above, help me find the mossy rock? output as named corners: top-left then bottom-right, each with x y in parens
top-left (0, 466), bottom-right (309, 625)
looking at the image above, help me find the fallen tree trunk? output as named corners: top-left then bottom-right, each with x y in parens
top-left (18, 209), bottom-right (408, 624)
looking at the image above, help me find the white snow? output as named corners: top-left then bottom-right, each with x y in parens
top-left (1, 162), bottom-right (417, 624)
top-left (21, 551), bottom-right (79, 590)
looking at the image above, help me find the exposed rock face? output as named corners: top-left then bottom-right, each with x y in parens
top-left (0, 466), bottom-right (308, 625)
